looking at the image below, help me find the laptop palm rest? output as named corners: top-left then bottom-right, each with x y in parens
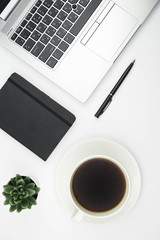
top-left (83, 3), bottom-right (138, 62)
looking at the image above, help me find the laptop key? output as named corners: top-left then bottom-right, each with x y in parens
top-left (51, 18), bottom-right (62, 29)
top-left (54, 0), bottom-right (64, 10)
top-left (26, 13), bottom-right (32, 21)
top-left (42, 15), bottom-right (53, 25)
top-left (20, 29), bottom-right (31, 39)
top-left (63, 3), bottom-right (72, 13)
top-left (56, 28), bottom-right (67, 38)
top-left (51, 35), bottom-right (61, 46)
top-left (53, 49), bottom-right (63, 60)
top-left (23, 38), bottom-right (36, 51)
top-left (11, 33), bottom-right (18, 41)
top-left (58, 41), bottom-right (69, 52)
top-left (21, 20), bottom-right (27, 27)
top-left (48, 7), bottom-right (58, 18)
top-left (57, 11), bottom-right (67, 21)
top-left (31, 42), bottom-right (45, 57)
top-left (68, 12), bottom-right (78, 23)
top-left (26, 21), bottom-right (36, 32)
top-left (15, 37), bottom-right (25, 46)
top-left (62, 20), bottom-right (73, 30)
top-left (16, 26), bottom-right (23, 34)
top-left (31, 30), bottom-right (41, 41)
top-left (31, 6), bottom-right (37, 14)
top-left (64, 33), bottom-right (75, 44)
top-left (46, 57), bottom-right (58, 68)
top-left (79, 0), bottom-right (90, 7)
top-left (40, 34), bottom-right (50, 44)
top-left (37, 5), bottom-right (48, 16)
top-left (35, 0), bottom-right (42, 7)
top-left (46, 26), bottom-right (56, 37)
top-left (43, 0), bottom-right (53, 8)
top-left (32, 13), bottom-right (42, 24)
top-left (39, 43), bottom-right (55, 62)
top-left (37, 22), bottom-right (47, 33)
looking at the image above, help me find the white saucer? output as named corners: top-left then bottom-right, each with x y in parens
top-left (55, 138), bottom-right (141, 223)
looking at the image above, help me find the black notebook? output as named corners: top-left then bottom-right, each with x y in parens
top-left (0, 73), bottom-right (76, 161)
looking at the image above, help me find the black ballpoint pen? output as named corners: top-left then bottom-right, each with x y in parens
top-left (95, 60), bottom-right (136, 118)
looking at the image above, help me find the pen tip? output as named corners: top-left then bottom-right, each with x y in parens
top-left (132, 59), bottom-right (136, 64)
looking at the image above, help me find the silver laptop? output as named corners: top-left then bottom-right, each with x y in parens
top-left (0, 0), bottom-right (158, 102)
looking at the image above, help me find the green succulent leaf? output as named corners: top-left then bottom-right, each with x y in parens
top-left (24, 177), bottom-right (31, 185)
top-left (9, 197), bottom-right (16, 206)
top-left (17, 185), bottom-right (24, 192)
top-left (14, 199), bottom-right (22, 204)
top-left (3, 185), bottom-right (14, 194)
top-left (13, 196), bottom-right (18, 201)
top-left (9, 205), bottom-right (17, 212)
top-left (34, 187), bottom-right (40, 194)
top-left (17, 203), bottom-right (22, 213)
top-left (16, 179), bottom-right (25, 187)
top-left (10, 178), bottom-right (16, 186)
top-left (28, 203), bottom-right (32, 209)
top-left (22, 191), bottom-right (29, 198)
top-left (28, 196), bottom-right (37, 205)
top-left (4, 197), bottom-right (12, 205)
top-left (18, 186), bottom-right (24, 194)
top-left (25, 188), bottom-right (35, 196)
top-left (16, 174), bottom-right (22, 181)
top-left (25, 183), bottom-right (35, 189)
top-left (10, 190), bottom-right (18, 196)
top-left (2, 192), bottom-right (10, 197)
top-left (21, 198), bottom-right (29, 209)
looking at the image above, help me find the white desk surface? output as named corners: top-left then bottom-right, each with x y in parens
top-left (0, 2), bottom-right (160, 240)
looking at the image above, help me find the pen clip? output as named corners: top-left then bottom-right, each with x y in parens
top-left (103, 98), bottom-right (112, 112)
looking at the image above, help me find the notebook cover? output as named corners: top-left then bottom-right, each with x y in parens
top-left (0, 73), bottom-right (76, 160)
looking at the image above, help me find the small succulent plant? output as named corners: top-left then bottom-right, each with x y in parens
top-left (2, 174), bottom-right (40, 213)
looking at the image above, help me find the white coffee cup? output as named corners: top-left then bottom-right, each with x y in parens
top-left (56, 139), bottom-right (141, 223)
top-left (70, 155), bottom-right (131, 222)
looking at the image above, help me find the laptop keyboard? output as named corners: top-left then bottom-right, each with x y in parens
top-left (10, 0), bottom-right (102, 69)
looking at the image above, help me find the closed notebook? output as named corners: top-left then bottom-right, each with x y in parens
top-left (0, 73), bottom-right (76, 161)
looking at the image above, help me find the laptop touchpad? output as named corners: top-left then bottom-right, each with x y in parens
top-left (85, 4), bottom-right (138, 62)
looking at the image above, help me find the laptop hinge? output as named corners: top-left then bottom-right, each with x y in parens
top-left (0, 0), bottom-right (20, 21)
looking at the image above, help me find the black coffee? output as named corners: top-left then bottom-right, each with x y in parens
top-left (72, 158), bottom-right (126, 212)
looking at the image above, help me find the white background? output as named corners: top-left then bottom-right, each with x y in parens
top-left (0, 1), bottom-right (160, 240)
